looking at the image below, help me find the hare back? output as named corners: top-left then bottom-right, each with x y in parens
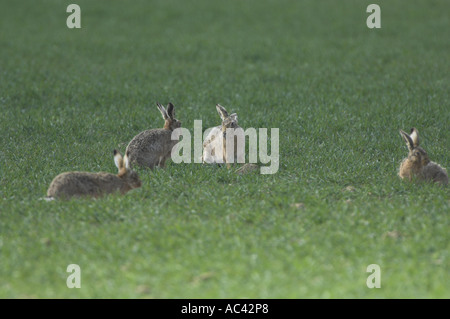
top-left (126, 129), bottom-right (176, 167)
top-left (422, 162), bottom-right (449, 185)
top-left (47, 171), bottom-right (123, 198)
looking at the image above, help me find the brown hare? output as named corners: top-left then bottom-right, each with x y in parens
top-left (125, 102), bottom-right (181, 169)
top-left (399, 128), bottom-right (448, 185)
top-left (47, 150), bottom-right (142, 199)
top-left (202, 104), bottom-right (243, 168)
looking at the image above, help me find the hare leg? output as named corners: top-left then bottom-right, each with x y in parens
top-left (158, 155), bottom-right (166, 168)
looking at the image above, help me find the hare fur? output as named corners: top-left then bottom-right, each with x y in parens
top-left (398, 128), bottom-right (448, 185)
top-left (47, 150), bottom-right (142, 199)
top-left (202, 104), bottom-right (243, 168)
top-left (125, 103), bottom-right (181, 169)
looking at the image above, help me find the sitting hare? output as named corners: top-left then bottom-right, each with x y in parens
top-left (202, 104), bottom-right (243, 168)
top-left (125, 103), bottom-right (181, 169)
top-left (47, 150), bottom-right (142, 199)
top-left (399, 128), bottom-right (448, 185)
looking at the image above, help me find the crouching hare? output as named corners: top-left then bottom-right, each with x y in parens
top-left (47, 150), bottom-right (142, 199)
top-left (399, 128), bottom-right (448, 185)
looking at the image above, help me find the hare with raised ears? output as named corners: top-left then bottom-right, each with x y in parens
top-left (202, 104), bottom-right (242, 168)
top-left (125, 102), bottom-right (181, 169)
top-left (47, 150), bottom-right (142, 199)
top-left (399, 128), bottom-right (448, 185)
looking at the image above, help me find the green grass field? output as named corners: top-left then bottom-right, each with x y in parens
top-left (0, 0), bottom-right (449, 298)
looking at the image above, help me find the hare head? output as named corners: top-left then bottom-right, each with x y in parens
top-left (400, 128), bottom-right (430, 168)
top-left (157, 102), bottom-right (181, 131)
top-left (216, 104), bottom-right (239, 133)
top-left (114, 149), bottom-right (142, 189)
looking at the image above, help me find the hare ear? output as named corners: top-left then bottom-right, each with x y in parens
top-left (216, 104), bottom-right (229, 121)
top-left (114, 149), bottom-right (125, 171)
top-left (230, 113), bottom-right (238, 122)
top-left (114, 150), bottom-right (128, 177)
top-left (410, 127), bottom-right (419, 147)
top-left (167, 102), bottom-right (175, 119)
top-left (157, 102), bottom-right (169, 120)
top-left (400, 130), bottom-right (414, 151)
top-left (124, 151), bottom-right (131, 170)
